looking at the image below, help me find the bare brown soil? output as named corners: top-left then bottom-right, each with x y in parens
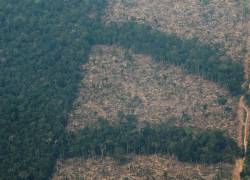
top-left (67, 45), bottom-right (238, 139)
top-left (53, 155), bottom-right (232, 180)
top-left (232, 159), bottom-right (244, 180)
top-left (104, 0), bottom-right (247, 60)
top-left (54, 45), bottom-right (238, 179)
top-left (54, 1), bottom-right (249, 178)
top-left (240, 97), bottom-right (250, 153)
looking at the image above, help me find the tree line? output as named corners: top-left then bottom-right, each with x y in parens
top-left (62, 115), bottom-right (241, 164)
top-left (241, 127), bottom-right (250, 179)
top-left (94, 22), bottom-right (244, 95)
top-left (0, 0), bottom-right (244, 179)
top-left (0, 0), bottom-right (106, 179)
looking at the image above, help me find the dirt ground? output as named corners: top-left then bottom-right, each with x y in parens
top-left (57, 45), bottom-right (239, 179)
top-left (67, 45), bottom-right (238, 139)
top-left (104, 0), bottom-right (247, 60)
top-left (53, 155), bottom-right (232, 180)
top-left (55, 1), bottom-right (249, 178)
top-left (57, 44), bottom-right (239, 180)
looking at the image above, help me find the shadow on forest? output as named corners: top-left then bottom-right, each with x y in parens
top-left (0, 0), bottom-right (244, 179)
top-left (61, 115), bottom-right (242, 165)
top-left (94, 22), bottom-right (244, 95)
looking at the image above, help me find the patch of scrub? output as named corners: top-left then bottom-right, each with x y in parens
top-left (67, 45), bottom-right (238, 139)
top-left (53, 155), bottom-right (232, 180)
top-left (105, 0), bottom-right (247, 60)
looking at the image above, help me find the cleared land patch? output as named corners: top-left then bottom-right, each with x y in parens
top-left (61, 6), bottom-right (245, 174)
top-left (105, 0), bottom-right (247, 60)
top-left (67, 45), bottom-right (238, 139)
top-left (57, 45), bottom-right (240, 180)
top-left (53, 155), bottom-right (233, 180)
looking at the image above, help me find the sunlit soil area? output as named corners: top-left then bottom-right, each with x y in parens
top-left (67, 45), bottom-right (238, 139)
top-left (53, 155), bottom-right (232, 179)
top-left (105, 0), bottom-right (247, 60)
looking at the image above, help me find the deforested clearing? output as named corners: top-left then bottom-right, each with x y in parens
top-left (1, 0), bottom-right (248, 179)
top-left (105, 0), bottom-right (247, 60)
top-left (53, 155), bottom-right (233, 180)
top-left (59, 44), bottom-right (240, 179)
top-left (67, 45), bottom-right (238, 139)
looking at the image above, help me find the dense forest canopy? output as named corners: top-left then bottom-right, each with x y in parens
top-left (0, 0), bottom-right (106, 179)
top-left (63, 117), bottom-right (241, 164)
top-left (0, 0), bottom-right (245, 179)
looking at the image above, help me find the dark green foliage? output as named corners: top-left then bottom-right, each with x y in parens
top-left (0, 0), bottom-right (244, 179)
top-left (245, 92), bottom-right (250, 107)
top-left (242, 0), bottom-right (249, 17)
top-left (0, 0), bottom-right (106, 179)
top-left (241, 93), bottom-right (250, 179)
top-left (200, 0), bottom-right (210, 5)
top-left (241, 136), bottom-right (250, 179)
top-left (217, 96), bottom-right (227, 105)
top-left (63, 118), bottom-right (241, 164)
top-left (241, 125), bottom-right (250, 179)
top-left (95, 22), bottom-right (244, 95)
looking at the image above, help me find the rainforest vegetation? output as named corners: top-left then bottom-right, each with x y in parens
top-left (241, 132), bottom-right (250, 179)
top-left (95, 22), bottom-right (244, 95)
top-left (63, 116), bottom-right (241, 164)
top-left (0, 0), bottom-right (245, 179)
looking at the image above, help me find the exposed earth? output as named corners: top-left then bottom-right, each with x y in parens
top-left (53, 0), bottom-right (249, 179)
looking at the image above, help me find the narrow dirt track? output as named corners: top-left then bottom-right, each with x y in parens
top-left (232, 2), bottom-right (250, 179)
top-left (232, 97), bottom-right (248, 180)
top-left (233, 159), bottom-right (244, 180)
top-left (233, 97), bottom-right (250, 180)
top-left (232, 90), bottom-right (249, 180)
top-left (240, 97), bottom-right (250, 153)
